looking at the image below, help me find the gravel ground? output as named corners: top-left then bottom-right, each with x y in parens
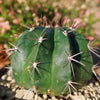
top-left (0, 66), bottom-right (100, 100)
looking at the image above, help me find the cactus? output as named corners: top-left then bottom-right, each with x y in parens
top-left (11, 25), bottom-right (93, 96)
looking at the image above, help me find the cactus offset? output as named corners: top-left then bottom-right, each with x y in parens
top-left (11, 26), bottom-right (93, 96)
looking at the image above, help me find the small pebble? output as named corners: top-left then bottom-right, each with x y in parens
top-left (98, 95), bottom-right (100, 98)
top-left (7, 67), bottom-right (12, 76)
top-left (10, 79), bottom-right (16, 83)
top-left (1, 74), bottom-right (7, 80)
top-left (6, 83), bottom-right (11, 88)
top-left (95, 82), bottom-right (99, 86)
top-left (89, 83), bottom-right (93, 87)
top-left (92, 92), bottom-right (96, 97)
top-left (35, 95), bottom-right (38, 100)
top-left (86, 98), bottom-right (92, 100)
top-left (73, 92), bottom-right (78, 95)
top-left (12, 87), bottom-right (17, 92)
top-left (65, 94), bottom-right (72, 99)
top-left (95, 97), bottom-right (98, 100)
top-left (15, 89), bottom-right (34, 100)
top-left (52, 96), bottom-right (57, 100)
top-left (78, 92), bottom-right (82, 95)
top-left (37, 96), bottom-right (43, 100)
top-left (12, 88), bottom-right (17, 92)
top-left (84, 90), bottom-right (88, 94)
top-left (89, 92), bottom-right (94, 97)
top-left (84, 93), bottom-right (90, 98)
top-left (43, 94), bottom-right (47, 99)
top-left (14, 85), bottom-right (19, 90)
top-left (7, 76), bottom-right (12, 81)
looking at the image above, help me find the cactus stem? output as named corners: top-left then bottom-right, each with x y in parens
top-left (88, 41), bottom-right (100, 58)
top-left (64, 81), bottom-right (79, 94)
top-left (24, 60), bottom-right (41, 76)
top-left (92, 63), bottom-right (100, 82)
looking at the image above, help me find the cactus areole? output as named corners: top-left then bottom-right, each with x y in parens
top-left (11, 26), bottom-right (93, 96)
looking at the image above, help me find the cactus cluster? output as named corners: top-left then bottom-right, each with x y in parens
top-left (8, 23), bottom-right (98, 96)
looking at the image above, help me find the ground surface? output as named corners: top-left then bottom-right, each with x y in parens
top-left (0, 66), bottom-right (100, 100)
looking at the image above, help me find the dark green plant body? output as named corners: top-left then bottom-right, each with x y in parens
top-left (67, 30), bottom-right (93, 83)
top-left (11, 26), bottom-right (93, 96)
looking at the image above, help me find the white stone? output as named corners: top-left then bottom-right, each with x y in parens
top-left (1, 74), bottom-right (7, 80)
top-left (43, 94), bottom-right (47, 99)
top-left (6, 83), bottom-right (11, 88)
top-left (7, 76), bottom-right (12, 81)
top-left (15, 89), bottom-right (34, 100)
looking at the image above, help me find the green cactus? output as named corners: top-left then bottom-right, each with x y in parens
top-left (11, 26), bottom-right (93, 96)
